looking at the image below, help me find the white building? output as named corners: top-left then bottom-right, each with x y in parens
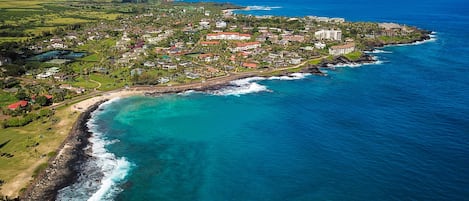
top-left (290, 58), bottom-right (302, 65)
top-left (51, 43), bottom-right (67, 49)
top-left (329, 43), bottom-right (355, 56)
top-left (216, 21), bottom-right (227, 29)
top-left (230, 42), bottom-right (261, 52)
top-left (314, 30), bottom-right (342, 41)
top-left (206, 32), bottom-right (251, 40)
top-left (314, 42), bottom-right (326, 49)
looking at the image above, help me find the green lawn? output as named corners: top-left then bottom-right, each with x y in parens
top-left (89, 73), bottom-right (129, 91)
top-left (0, 107), bottom-right (79, 197)
top-left (309, 58), bottom-right (322, 65)
top-left (0, 92), bottom-right (17, 108)
top-left (47, 17), bottom-right (90, 25)
top-left (0, 37), bottom-right (30, 43)
top-left (344, 51), bottom-right (363, 61)
top-left (0, 0), bottom-right (47, 9)
top-left (67, 76), bottom-right (100, 89)
top-left (79, 54), bottom-right (100, 62)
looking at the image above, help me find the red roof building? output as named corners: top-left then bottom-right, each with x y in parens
top-left (242, 62), bottom-right (258, 69)
top-left (7, 100), bottom-right (29, 110)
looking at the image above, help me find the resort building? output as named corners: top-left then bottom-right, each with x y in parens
top-left (314, 29), bottom-right (342, 41)
top-left (206, 32), bottom-right (251, 40)
top-left (329, 43), bottom-right (355, 56)
top-left (230, 42), bottom-right (261, 52)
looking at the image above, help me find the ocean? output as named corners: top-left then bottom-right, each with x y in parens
top-left (57, 0), bottom-right (469, 200)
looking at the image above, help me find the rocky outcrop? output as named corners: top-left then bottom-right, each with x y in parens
top-left (20, 101), bottom-right (107, 201)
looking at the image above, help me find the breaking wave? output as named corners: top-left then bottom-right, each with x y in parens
top-left (385, 32), bottom-right (437, 47)
top-left (268, 73), bottom-right (311, 80)
top-left (245, 6), bottom-right (282, 11)
top-left (210, 77), bottom-right (269, 96)
top-left (364, 49), bottom-right (392, 54)
top-left (209, 73), bottom-right (312, 96)
top-left (329, 57), bottom-right (384, 68)
top-left (56, 100), bottom-right (133, 201)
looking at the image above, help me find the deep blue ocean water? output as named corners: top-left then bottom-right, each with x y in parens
top-left (57, 0), bottom-right (469, 200)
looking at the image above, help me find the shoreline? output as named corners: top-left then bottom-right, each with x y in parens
top-left (17, 32), bottom-right (434, 201)
top-left (20, 100), bottom-right (107, 201)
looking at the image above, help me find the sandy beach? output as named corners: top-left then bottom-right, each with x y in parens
top-left (71, 90), bottom-right (144, 112)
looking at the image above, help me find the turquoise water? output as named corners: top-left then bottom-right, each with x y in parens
top-left (58, 0), bottom-right (469, 200)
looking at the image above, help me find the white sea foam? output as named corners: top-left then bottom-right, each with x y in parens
top-left (245, 6), bottom-right (282, 11)
top-left (56, 102), bottom-right (133, 201)
top-left (364, 49), bottom-right (392, 54)
top-left (210, 73), bottom-right (313, 96)
top-left (385, 32), bottom-right (437, 47)
top-left (178, 90), bottom-right (197, 96)
top-left (330, 59), bottom-right (384, 68)
top-left (268, 73), bottom-right (311, 80)
top-left (211, 77), bottom-right (269, 96)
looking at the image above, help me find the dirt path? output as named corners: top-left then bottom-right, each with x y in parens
top-left (88, 79), bottom-right (101, 90)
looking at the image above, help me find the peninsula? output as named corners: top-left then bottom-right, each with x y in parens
top-left (0, 0), bottom-right (431, 200)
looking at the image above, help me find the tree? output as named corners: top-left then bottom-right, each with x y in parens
top-left (3, 64), bottom-right (25, 76)
top-left (35, 95), bottom-right (50, 106)
top-left (15, 89), bottom-right (28, 101)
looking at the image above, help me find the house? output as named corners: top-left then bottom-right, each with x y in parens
top-left (314, 42), bottom-right (326, 49)
top-left (143, 61), bottom-right (156, 67)
top-left (231, 42), bottom-right (261, 52)
top-left (31, 95), bottom-right (53, 103)
top-left (206, 67), bottom-right (219, 74)
top-left (329, 43), bottom-right (355, 56)
top-left (282, 35), bottom-right (305, 42)
top-left (36, 72), bottom-right (52, 79)
top-left (7, 100), bottom-right (28, 110)
top-left (53, 73), bottom-right (72, 81)
top-left (199, 54), bottom-right (219, 62)
top-left (162, 64), bottom-right (177, 70)
top-left (51, 43), bottom-right (67, 49)
top-left (60, 84), bottom-right (85, 94)
top-left (242, 62), bottom-right (258, 69)
top-left (216, 21), bottom-right (227, 28)
top-left (206, 32), bottom-right (251, 40)
top-left (314, 29), bottom-right (342, 41)
top-left (199, 20), bottom-right (210, 29)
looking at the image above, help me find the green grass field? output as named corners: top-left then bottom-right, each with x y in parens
top-left (0, 0), bottom-right (123, 44)
top-left (79, 54), bottom-right (100, 62)
top-left (0, 37), bottom-right (31, 43)
top-left (0, 0), bottom-right (47, 9)
top-left (0, 107), bottom-right (79, 197)
top-left (0, 92), bottom-right (17, 108)
top-left (344, 51), bottom-right (363, 61)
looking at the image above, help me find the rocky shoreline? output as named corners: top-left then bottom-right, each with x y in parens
top-left (20, 100), bottom-right (107, 201)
